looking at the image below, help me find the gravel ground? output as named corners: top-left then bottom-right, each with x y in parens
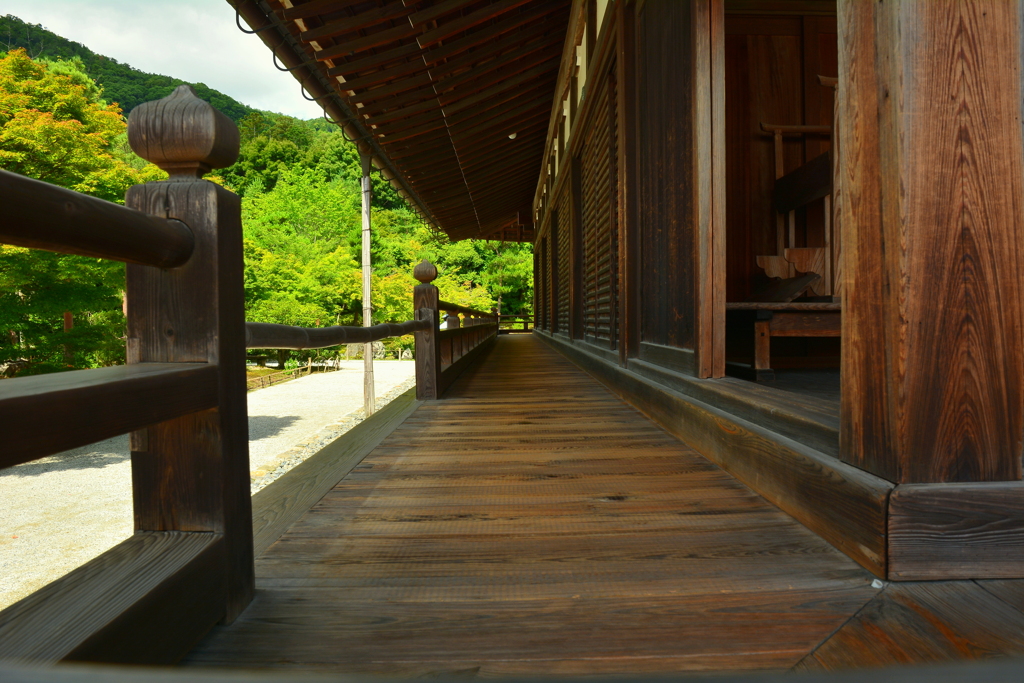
top-left (0, 360), bottom-right (416, 610)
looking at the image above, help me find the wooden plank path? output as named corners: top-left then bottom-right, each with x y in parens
top-left (183, 335), bottom-right (881, 674)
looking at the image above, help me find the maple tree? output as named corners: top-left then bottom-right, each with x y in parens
top-left (0, 49), bottom-right (164, 374)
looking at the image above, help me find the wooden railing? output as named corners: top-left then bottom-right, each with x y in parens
top-left (0, 85), bottom-right (250, 664)
top-left (0, 88), bottom-right (499, 666)
top-left (246, 360), bottom-right (313, 392)
top-left (499, 314), bottom-right (534, 333)
top-left (412, 261), bottom-right (498, 399)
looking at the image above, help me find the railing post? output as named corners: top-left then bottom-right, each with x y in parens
top-left (124, 86), bottom-right (253, 622)
top-left (413, 260), bottom-right (441, 400)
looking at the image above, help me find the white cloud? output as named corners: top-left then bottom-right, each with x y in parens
top-left (0, 0), bottom-right (325, 119)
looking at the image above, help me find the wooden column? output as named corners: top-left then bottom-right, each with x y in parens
top-left (839, 1), bottom-right (1024, 483)
top-left (615, 0), bottom-right (638, 367)
top-left (360, 153), bottom-right (375, 416)
top-left (125, 85), bottom-right (253, 620)
top-left (413, 260), bottom-right (441, 400)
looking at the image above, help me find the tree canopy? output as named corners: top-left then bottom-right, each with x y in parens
top-left (0, 43), bottom-right (533, 375)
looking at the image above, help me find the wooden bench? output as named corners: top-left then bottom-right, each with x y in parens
top-left (726, 301), bottom-right (841, 381)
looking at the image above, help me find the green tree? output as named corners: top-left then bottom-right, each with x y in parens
top-left (0, 49), bottom-right (164, 374)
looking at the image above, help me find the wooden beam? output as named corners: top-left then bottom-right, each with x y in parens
top-left (299, 2), bottom-right (414, 43)
top-left (336, 57), bottom-right (428, 93)
top-left (422, 1), bottom-right (566, 65)
top-left (416, 0), bottom-right (534, 49)
top-left (325, 42), bottom-right (421, 78)
top-left (407, 0), bottom-right (478, 27)
top-left (314, 23), bottom-right (421, 61)
top-left (888, 482), bottom-right (1024, 579)
top-left (0, 363), bottom-right (217, 470)
top-left (0, 532), bottom-right (223, 663)
top-left (443, 78), bottom-right (555, 127)
top-left (435, 43), bottom-right (561, 99)
top-left (282, 0), bottom-right (364, 21)
top-left (0, 169), bottom-right (194, 268)
top-left (442, 60), bottom-right (560, 115)
top-left (349, 72), bottom-right (433, 106)
top-left (428, 20), bottom-right (561, 79)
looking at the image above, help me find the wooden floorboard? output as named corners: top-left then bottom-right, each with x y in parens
top-left (804, 581), bottom-right (1024, 669)
top-left (183, 335), bottom-right (878, 674)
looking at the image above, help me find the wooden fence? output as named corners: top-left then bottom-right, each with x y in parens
top-left (0, 86), bottom-right (496, 665)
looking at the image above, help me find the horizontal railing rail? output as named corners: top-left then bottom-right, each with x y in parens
top-left (0, 169), bottom-right (195, 268)
top-left (245, 317), bottom-right (429, 350)
top-left (438, 300), bottom-right (495, 318)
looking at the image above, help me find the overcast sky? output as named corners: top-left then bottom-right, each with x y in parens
top-left (0, 0), bottom-right (324, 119)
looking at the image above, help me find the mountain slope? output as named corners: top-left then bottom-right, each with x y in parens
top-left (1, 14), bottom-right (255, 121)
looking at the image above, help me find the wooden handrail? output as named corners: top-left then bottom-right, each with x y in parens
top-left (0, 363), bottom-right (218, 470)
top-left (245, 317), bottom-right (430, 350)
top-left (0, 169), bottom-right (195, 268)
top-left (438, 300), bottom-right (496, 318)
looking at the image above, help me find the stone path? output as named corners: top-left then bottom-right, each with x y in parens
top-left (0, 361), bottom-right (416, 610)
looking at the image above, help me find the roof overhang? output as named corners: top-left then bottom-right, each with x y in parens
top-left (231, 0), bottom-right (573, 242)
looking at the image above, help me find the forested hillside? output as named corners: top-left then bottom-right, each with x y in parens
top-left (0, 45), bottom-right (532, 376)
top-left (0, 14), bottom-right (254, 120)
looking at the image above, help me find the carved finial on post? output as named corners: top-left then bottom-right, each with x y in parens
top-left (414, 259), bottom-right (438, 283)
top-left (127, 85), bottom-right (240, 180)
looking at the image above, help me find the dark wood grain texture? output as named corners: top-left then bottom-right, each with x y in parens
top-left (184, 335), bottom-right (876, 674)
top-left (636, 0), bottom-right (697, 353)
top-left (0, 532), bottom-right (223, 664)
top-left (888, 483), bottom-right (1024, 579)
top-left (0, 169), bottom-right (194, 267)
top-left (810, 582), bottom-right (1024, 669)
top-left (250, 388), bottom-right (421, 557)
top-left (125, 86), bottom-right (253, 621)
top-left (0, 363), bottom-right (216, 469)
top-left (839, 1), bottom-right (1024, 483)
top-left (538, 331), bottom-right (890, 576)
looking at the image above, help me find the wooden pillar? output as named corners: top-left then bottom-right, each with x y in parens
top-left (839, 1), bottom-right (1024, 483)
top-left (360, 153), bottom-right (375, 416)
top-left (615, 0), bottom-right (639, 367)
top-left (124, 86), bottom-right (253, 620)
top-left (413, 260), bottom-right (440, 400)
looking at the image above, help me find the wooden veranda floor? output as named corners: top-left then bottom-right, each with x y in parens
top-left (184, 335), bottom-right (1024, 675)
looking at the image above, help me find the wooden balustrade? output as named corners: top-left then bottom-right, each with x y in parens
top-left (0, 88), bottom-right (500, 666)
top-left (499, 314), bottom-right (534, 333)
top-left (245, 318), bottom-right (429, 350)
top-left (0, 85), bottom-right (250, 665)
top-left (413, 260), bottom-right (498, 399)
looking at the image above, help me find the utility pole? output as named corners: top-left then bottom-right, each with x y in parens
top-left (360, 152), bottom-right (375, 416)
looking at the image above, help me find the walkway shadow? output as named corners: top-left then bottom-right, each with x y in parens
top-left (247, 415), bottom-right (300, 442)
top-left (3, 437), bottom-right (131, 478)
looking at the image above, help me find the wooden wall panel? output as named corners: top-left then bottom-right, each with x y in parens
top-left (839, 1), bottom-right (1024, 483)
top-left (556, 189), bottom-right (571, 333)
top-left (636, 1), bottom-right (696, 351)
top-left (580, 66), bottom-right (619, 349)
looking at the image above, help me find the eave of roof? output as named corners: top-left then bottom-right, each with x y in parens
top-left (232, 0), bottom-right (573, 242)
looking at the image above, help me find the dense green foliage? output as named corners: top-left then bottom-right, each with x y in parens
top-left (1, 14), bottom-right (254, 120)
top-left (0, 49), bottom-right (166, 373)
top-left (0, 37), bottom-right (532, 374)
top-left (228, 112), bottom-right (533, 358)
